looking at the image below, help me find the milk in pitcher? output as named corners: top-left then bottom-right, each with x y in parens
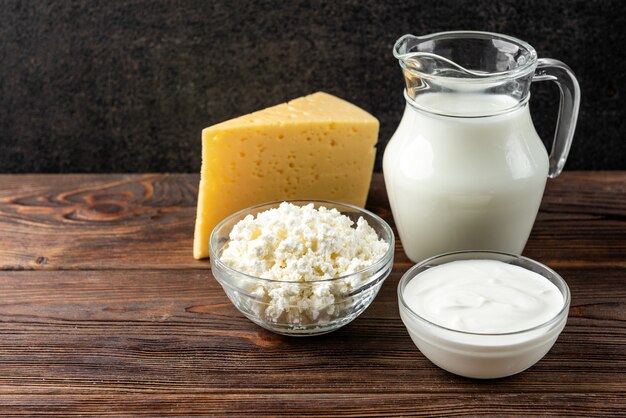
top-left (384, 93), bottom-right (548, 262)
top-left (384, 32), bottom-right (580, 262)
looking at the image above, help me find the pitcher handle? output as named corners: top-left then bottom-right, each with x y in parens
top-left (532, 58), bottom-right (581, 178)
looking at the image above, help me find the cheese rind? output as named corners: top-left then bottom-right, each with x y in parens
top-left (193, 92), bottom-right (379, 259)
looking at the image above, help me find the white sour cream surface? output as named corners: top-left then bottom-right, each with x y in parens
top-left (403, 259), bottom-right (564, 334)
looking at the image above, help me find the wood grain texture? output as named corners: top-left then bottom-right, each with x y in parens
top-left (0, 172), bottom-right (625, 415)
top-left (0, 174), bottom-right (199, 270)
top-left (1, 172), bottom-right (625, 271)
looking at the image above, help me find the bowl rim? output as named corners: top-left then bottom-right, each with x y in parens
top-left (397, 250), bottom-right (571, 337)
top-left (209, 199), bottom-right (395, 284)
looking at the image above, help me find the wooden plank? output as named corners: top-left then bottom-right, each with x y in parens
top-left (524, 171), bottom-right (626, 269)
top-left (0, 172), bottom-right (625, 271)
top-left (0, 268), bottom-right (624, 415)
top-left (0, 174), bottom-right (200, 270)
top-left (0, 393), bottom-right (624, 416)
top-left (0, 172), bottom-right (625, 415)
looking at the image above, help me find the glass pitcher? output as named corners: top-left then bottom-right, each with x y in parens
top-left (383, 31), bottom-right (580, 263)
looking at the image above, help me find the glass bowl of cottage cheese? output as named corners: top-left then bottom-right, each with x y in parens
top-left (209, 200), bottom-right (394, 336)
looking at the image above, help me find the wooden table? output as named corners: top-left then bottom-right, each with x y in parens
top-left (0, 172), bottom-right (624, 416)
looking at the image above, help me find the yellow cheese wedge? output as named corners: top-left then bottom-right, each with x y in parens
top-left (193, 92), bottom-right (379, 259)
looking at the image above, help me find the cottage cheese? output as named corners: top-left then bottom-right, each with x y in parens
top-left (220, 202), bottom-right (389, 325)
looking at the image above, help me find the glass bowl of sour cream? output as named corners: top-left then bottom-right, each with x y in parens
top-left (398, 251), bottom-right (570, 379)
top-left (210, 200), bottom-right (395, 336)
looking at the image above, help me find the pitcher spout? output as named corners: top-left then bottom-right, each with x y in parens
top-left (394, 34), bottom-right (502, 79)
top-left (393, 31), bottom-right (538, 114)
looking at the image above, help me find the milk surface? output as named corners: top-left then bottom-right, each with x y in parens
top-left (384, 93), bottom-right (549, 262)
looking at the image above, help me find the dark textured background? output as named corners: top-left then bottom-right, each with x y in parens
top-left (0, 0), bottom-right (624, 173)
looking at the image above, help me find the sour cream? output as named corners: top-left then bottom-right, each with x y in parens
top-left (398, 255), bottom-right (570, 379)
top-left (403, 260), bottom-right (564, 334)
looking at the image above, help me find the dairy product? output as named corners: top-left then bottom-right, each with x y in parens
top-left (219, 202), bottom-right (389, 325)
top-left (403, 260), bottom-right (563, 333)
top-left (383, 93), bottom-right (549, 263)
top-left (399, 257), bottom-right (569, 379)
top-left (194, 92), bottom-right (379, 259)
